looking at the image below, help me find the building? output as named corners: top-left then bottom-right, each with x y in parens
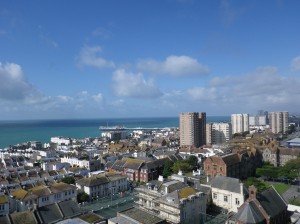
top-left (269, 111), bottom-right (289, 134)
top-left (109, 158), bottom-right (166, 182)
top-left (231, 114), bottom-right (249, 134)
top-left (227, 185), bottom-right (287, 224)
top-left (180, 112), bottom-right (206, 147)
top-left (76, 172), bottom-right (128, 200)
top-left (203, 176), bottom-right (248, 213)
top-left (0, 195), bottom-right (9, 216)
top-left (10, 182), bottom-right (77, 212)
top-left (60, 156), bottom-right (101, 171)
top-left (249, 115), bottom-right (267, 126)
top-left (203, 151), bottom-right (261, 179)
top-left (206, 123), bottom-right (232, 145)
top-left (135, 176), bottom-right (206, 224)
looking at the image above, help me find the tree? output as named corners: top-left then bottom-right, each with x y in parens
top-left (172, 161), bottom-right (193, 173)
top-left (186, 155), bottom-right (198, 168)
top-left (163, 160), bottom-right (174, 178)
top-left (77, 192), bottom-right (90, 203)
top-left (244, 177), bottom-right (267, 192)
top-left (61, 176), bottom-right (75, 185)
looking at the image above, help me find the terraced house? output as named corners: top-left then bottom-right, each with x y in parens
top-left (10, 182), bottom-right (77, 212)
top-left (76, 172), bottom-right (128, 199)
top-left (109, 158), bottom-right (166, 182)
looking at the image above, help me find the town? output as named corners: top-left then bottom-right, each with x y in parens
top-left (0, 111), bottom-right (299, 224)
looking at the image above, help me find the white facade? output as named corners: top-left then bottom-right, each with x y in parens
top-left (136, 183), bottom-right (206, 224)
top-left (249, 115), bottom-right (267, 126)
top-left (269, 111), bottom-right (289, 134)
top-left (231, 114), bottom-right (249, 134)
top-left (51, 137), bottom-right (71, 145)
top-left (208, 122), bottom-right (232, 144)
top-left (76, 173), bottom-right (128, 199)
top-left (60, 157), bottom-right (101, 171)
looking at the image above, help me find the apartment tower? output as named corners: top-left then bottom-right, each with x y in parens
top-left (231, 114), bottom-right (249, 134)
top-left (206, 122), bottom-right (232, 145)
top-left (269, 111), bottom-right (289, 134)
top-left (180, 112), bottom-right (206, 147)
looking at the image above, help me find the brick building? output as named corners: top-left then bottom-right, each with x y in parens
top-left (203, 151), bottom-right (261, 180)
top-left (109, 158), bottom-right (166, 182)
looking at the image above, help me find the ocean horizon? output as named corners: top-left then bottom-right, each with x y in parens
top-left (0, 116), bottom-right (230, 149)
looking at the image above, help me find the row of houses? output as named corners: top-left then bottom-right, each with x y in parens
top-left (0, 182), bottom-right (77, 215)
top-left (109, 158), bottom-right (168, 182)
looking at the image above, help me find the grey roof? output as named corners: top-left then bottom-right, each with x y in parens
top-left (111, 159), bottom-right (127, 171)
top-left (258, 186), bottom-right (287, 218)
top-left (234, 201), bottom-right (265, 224)
top-left (37, 203), bottom-right (63, 224)
top-left (76, 175), bottom-right (109, 187)
top-left (0, 215), bottom-right (11, 224)
top-left (119, 207), bottom-right (165, 224)
top-left (10, 210), bottom-right (38, 224)
top-left (208, 176), bottom-right (247, 194)
top-left (58, 200), bottom-right (82, 218)
top-left (56, 218), bottom-right (89, 224)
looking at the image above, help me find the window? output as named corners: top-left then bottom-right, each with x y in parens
top-left (235, 198), bottom-right (240, 205)
top-left (213, 193), bottom-right (217, 199)
top-left (224, 196), bottom-right (228, 202)
top-left (220, 167), bottom-right (223, 172)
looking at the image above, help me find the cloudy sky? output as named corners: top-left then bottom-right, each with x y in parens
top-left (1, 0), bottom-right (300, 120)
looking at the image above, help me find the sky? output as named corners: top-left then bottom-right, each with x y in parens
top-left (1, 0), bottom-right (300, 120)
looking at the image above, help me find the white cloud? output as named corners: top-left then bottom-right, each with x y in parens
top-left (77, 45), bottom-right (115, 68)
top-left (291, 56), bottom-right (300, 71)
top-left (0, 62), bottom-right (45, 102)
top-left (137, 55), bottom-right (209, 76)
top-left (92, 93), bottom-right (103, 103)
top-left (112, 69), bottom-right (162, 98)
top-left (158, 66), bottom-right (300, 115)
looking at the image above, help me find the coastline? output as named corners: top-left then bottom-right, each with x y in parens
top-left (0, 116), bottom-right (230, 149)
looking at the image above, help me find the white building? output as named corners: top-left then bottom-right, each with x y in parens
top-left (60, 156), bottom-right (101, 171)
top-left (76, 172), bottom-right (128, 199)
top-left (203, 176), bottom-right (248, 213)
top-left (269, 111), bottom-right (289, 134)
top-left (136, 176), bottom-right (206, 224)
top-left (206, 123), bottom-right (232, 144)
top-left (231, 114), bottom-right (249, 134)
top-left (51, 137), bottom-right (71, 146)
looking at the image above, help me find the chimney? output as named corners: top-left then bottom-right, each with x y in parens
top-left (248, 185), bottom-right (257, 200)
top-left (240, 183), bottom-right (244, 194)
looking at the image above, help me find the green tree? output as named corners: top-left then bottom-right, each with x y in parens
top-left (77, 192), bottom-right (90, 203)
top-left (163, 160), bottom-right (174, 178)
top-left (61, 176), bottom-right (75, 185)
top-left (256, 166), bottom-right (279, 181)
top-left (244, 177), bottom-right (267, 192)
top-left (172, 161), bottom-right (193, 173)
top-left (186, 155), bottom-right (198, 168)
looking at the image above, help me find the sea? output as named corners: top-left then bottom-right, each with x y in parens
top-left (0, 116), bottom-right (230, 149)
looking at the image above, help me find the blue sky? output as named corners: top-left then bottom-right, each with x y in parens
top-left (1, 0), bottom-right (300, 119)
